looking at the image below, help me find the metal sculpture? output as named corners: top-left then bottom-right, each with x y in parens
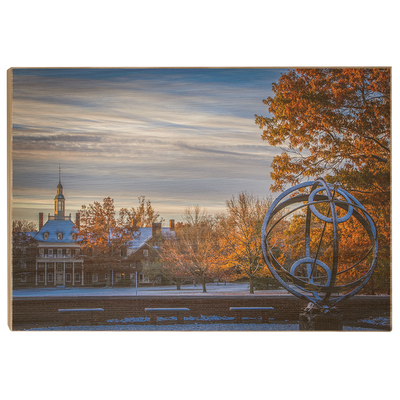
top-left (261, 177), bottom-right (378, 310)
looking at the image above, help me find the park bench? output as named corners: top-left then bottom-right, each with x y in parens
top-left (145, 308), bottom-right (190, 325)
top-left (58, 308), bottom-right (104, 325)
top-left (229, 307), bottom-right (274, 323)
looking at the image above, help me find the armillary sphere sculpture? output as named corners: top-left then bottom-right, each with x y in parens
top-left (261, 177), bottom-right (378, 311)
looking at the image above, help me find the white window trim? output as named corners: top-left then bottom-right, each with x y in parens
top-left (66, 273), bottom-right (72, 282)
top-left (92, 274), bottom-right (98, 283)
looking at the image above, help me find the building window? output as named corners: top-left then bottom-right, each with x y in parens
top-left (66, 248), bottom-right (71, 256)
top-left (38, 263), bottom-right (45, 269)
top-left (43, 232), bottom-right (49, 240)
top-left (115, 273), bottom-right (121, 283)
top-left (39, 273), bottom-right (44, 282)
top-left (57, 249), bottom-right (62, 256)
top-left (92, 274), bottom-right (98, 283)
top-left (47, 263), bottom-right (54, 270)
top-left (57, 232), bottom-right (63, 240)
top-left (66, 263), bottom-right (72, 269)
top-left (48, 249), bottom-right (53, 256)
top-left (21, 261), bottom-right (26, 269)
top-left (39, 248), bottom-right (44, 256)
top-left (75, 249), bottom-right (80, 256)
top-left (48, 273), bottom-right (53, 282)
top-left (143, 249), bottom-right (149, 257)
top-left (75, 273), bottom-right (80, 282)
top-left (66, 273), bottom-right (72, 282)
top-left (21, 274), bottom-right (27, 283)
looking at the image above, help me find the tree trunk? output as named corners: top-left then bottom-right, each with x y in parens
top-left (249, 275), bottom-right (254, 294)
top-left (176, 278), bottom-right (181, 290)
top-left (202, 276), bottom-right (207, 293)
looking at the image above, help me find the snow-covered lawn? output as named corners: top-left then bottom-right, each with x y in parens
top-left (25, 323), bottom-right (379, 331)
top-left (14, 284), bottom-right (389, 331)
top-left (360, 316), bottom-right (390, 326)
top-left (13, 283), bottom-right (287, 297)
top-left (21, 313), bottom-right (388, 331)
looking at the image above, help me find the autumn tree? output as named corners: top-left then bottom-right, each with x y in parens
top-left (13, 220), bottom-right (37, 233)
top-left (79, 197), bottom-right (133, 285)
top-left (142, 255), bottom-right (192, 290)
top-left (218, 192), bottom-right (273, 294)
top-left (140, 227), bottom-right (191, 289)
top-left (79, 196), bottom-right (163, 286)
top-left (12, 220), bottom-right (38, 286)
top-left (255, 68), bottom-right (390, 293)
top-left (119, 196), bottom-right (163, 228)
top-left (158, 206), bottom-right (221, 292)
top-left (270, 203), bottom-right (386, 295)
top-left (255, 68), bottom-right (390, 197)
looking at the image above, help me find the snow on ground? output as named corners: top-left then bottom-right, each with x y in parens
top-left (14, 283), bottom-right (389, 331)
top-left (25, 323), bottom-right (379, 331)
top-left (16, 315), bottom-right (388, 333)
top-left (13, 283), bottom-right (288, 297)
top-left (360, 316), bottom-right (390, 326)
top-left (107, 315), bottom-right (236, 324)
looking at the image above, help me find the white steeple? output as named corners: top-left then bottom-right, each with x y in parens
top-left (54, 164), bottom-right (65, 219)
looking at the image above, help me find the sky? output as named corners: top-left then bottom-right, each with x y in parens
top-left (11, 68), bottom-right (287, 225)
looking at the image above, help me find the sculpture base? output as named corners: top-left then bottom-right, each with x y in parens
top-left (299, 304), bottom-right (343, 331)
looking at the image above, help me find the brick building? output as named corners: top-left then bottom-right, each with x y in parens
top-left (124, 220), bottom-right (175, 284)
top-left (12, 231), bottom-right (37, 287)
top-left (33, 175), bottom-right (83, 287)
top-left (12, 175), bottom-right (175, 288)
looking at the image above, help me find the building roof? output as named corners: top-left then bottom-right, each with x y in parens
top-left (36, 219), bottom-right (79, 243)
top-left (127, 227), bottom-right (174, 251)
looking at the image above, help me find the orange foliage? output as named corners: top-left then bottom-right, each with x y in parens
top-left (256, 68), bottom-right (390, 293)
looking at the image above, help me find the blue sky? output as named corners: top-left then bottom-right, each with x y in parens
top-left (11, 68), bottom-right (287, 225)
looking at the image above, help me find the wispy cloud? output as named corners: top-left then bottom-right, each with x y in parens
top-left (11, 68), bottom-right (286, 223)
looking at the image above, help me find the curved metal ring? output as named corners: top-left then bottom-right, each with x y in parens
top-left (290, 257), bottom-right (332, 287)
top-left (308, 187), bottom-right (354, 223)
top-left (261, 178), bottom-right (378, 309)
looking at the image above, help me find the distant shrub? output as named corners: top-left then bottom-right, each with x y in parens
top-left (254, 276), bottom-right (281, 290)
